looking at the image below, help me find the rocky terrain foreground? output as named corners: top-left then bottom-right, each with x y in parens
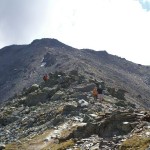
top-left (0, 71), bottom-right (150, 150)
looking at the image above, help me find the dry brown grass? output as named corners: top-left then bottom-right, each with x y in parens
top-left (42, 139), bottom-right (75, 150)
top-left (5, 130), bottom-right (52, 150)
top-left (119, 135), bottom-right (150, 150)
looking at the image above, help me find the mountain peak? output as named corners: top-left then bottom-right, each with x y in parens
top-left (30, 38), bottom-right (67, 48)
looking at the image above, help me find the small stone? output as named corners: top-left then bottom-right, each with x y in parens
top-left (0, 143), bottom-right (5, 150)
top-left (146, 132), bottom-right (150, 136)
top-left (78, 99), bottom-right (89, 107)
top-left (123, 122), bottom-right (129, 124)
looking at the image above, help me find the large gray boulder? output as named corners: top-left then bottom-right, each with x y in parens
top-left (70, 92), bottom-right (88, 100)
top-left (25, 84), bottom-right (40, 94)
top-left (51, 91), bottom-right (65, 100)
top-left (74, 83), bottom-right (95, 92)
top-left (63, 104), bottom-right (77, 112)
top-left (20, 91), bottom-right (47, 106)
top-left (107, 87), bottom-right (126, 100)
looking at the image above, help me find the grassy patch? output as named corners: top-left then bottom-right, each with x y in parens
top-left (5, 123), bottom-right (79, 150)
top-left (119, 135), bottom-right (150, 150)
top-left (5, 142), bottom-right (28, 150)
top-left (5, 130), bottom-right (52, 150)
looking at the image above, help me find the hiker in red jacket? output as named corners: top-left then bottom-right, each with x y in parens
top-left (43, 74), bottom-right (49, 82)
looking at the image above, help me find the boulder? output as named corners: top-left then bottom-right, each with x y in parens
top-left (21, 91), bottom-right (48, 106)
top-left (107, 87), bottom-right (126, 100)
top-left (63, 104), bottom-right (77, 112)
top-left (74, 83), bottom-right (95, 92)
top-left (78, 99), bottom-right (89, 107)
top-left (70, 92), bottom-right (88, 100)
top-left (51, 91), bottom-right (64, 100)
top-left (0, 143), bottom-right (5, 150)
top-left (25, 84), bottom-right (40, 94)
top-left (42, 86), bottom-right (58, 98)
top-left (121, 122), bottom-right (132, 132)
top-left (69, 70), bottom-right (79, 76)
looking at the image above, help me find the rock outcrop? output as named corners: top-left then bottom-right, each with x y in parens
top-left (0, 71), bottom-right (150, 150)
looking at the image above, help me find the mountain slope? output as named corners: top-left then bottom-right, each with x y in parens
top-left (0, 71), bottom-right (150, 150)
top-left (0, 38), bottom-right (150, 108)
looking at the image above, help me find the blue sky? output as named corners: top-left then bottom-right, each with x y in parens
top-left (138, 0), bottom-right (150, 11)
top-left (0, 0), bottom-right (150, 65)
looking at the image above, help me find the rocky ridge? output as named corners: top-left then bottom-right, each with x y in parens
top-left (0, 38), bottom-right (150, 109)
top-left (0, 70), bottom-right (150, 150)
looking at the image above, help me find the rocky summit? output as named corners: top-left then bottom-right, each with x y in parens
top-left (0, 38), bottom-right (150, 109)
top-left (0, 71), bottom-right (150, 150)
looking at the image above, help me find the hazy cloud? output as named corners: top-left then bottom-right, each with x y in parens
top-left (138, 0), bottom-right (150, 11)
top-left (0, 0), bottom-right (51, 46)
top-left (0, 0), bottom-right (150, 65)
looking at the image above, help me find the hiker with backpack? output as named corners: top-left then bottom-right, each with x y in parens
top-left (97, 85), bottom-right (103, 102)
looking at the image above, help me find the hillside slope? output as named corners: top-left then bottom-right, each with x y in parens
top-left (0, 71), bottom-right (150, 150)
top-left (0, 38), bottom-right (150, 108)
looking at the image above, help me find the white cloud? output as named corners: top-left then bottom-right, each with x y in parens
top-left (0, 0), bottom-right (150, 65)
top-left (44, 0), bottom-right (150, 65)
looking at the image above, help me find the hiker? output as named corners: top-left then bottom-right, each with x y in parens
top-left (92, 87), bottom-right (98, 100)
top-left (43, 74), bottom-right (49, 82)
top-left (97, 85), bottom-right (103, 102)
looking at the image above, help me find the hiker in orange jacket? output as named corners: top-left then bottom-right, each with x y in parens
top-left (92, 87), bottom-right (98, 100)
